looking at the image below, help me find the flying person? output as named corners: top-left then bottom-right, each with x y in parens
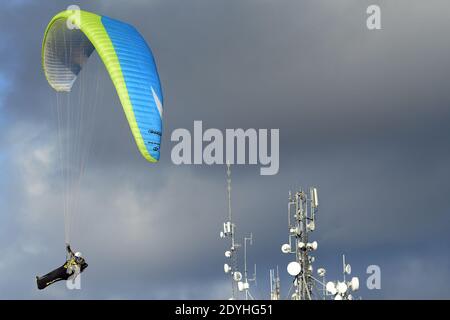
top-left (36, 245), bottom-right (88, 290)
top-left (39, 10), bottom-right (163, 292)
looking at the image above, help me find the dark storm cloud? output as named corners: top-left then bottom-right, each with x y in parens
top-left (0, 0), bottom-right (449, 299)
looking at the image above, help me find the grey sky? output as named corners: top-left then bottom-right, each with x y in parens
top-left (0, 0), bottom-right (449, 299)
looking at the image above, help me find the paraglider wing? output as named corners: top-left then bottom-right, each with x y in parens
top-left (42, 9), bottom-right (163, 162)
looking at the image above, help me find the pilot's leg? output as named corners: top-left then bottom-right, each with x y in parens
top-left (36, 265), bottom-right (69, 290)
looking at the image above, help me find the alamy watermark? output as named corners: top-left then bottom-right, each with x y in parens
top-left (367, 5), bottom-right (381, 30)
top-left (366, 264), bottom-right (381, 290)
top-left (171, 121), bottom-right (279, 175)
top-left (66, 5), bottom-right (81, 30)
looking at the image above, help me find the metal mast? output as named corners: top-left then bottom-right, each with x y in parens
top-left (270, 266), bottom-right (281, 300)
top-left (220, 162), bottom-right (241, 299)
top-left (243, 233), bottom-right (256, 300)
top-left (280, 187), bottom-right (361, 300)
top-left (281, 187), bottom-right (319, 300)
top-left (324, 254), bottom-right (360, 300)
top-left (227, 162), bottom-right (232, 223)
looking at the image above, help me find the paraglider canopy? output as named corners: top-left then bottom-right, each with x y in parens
top-left (42, 9), bottom-right (163, 162)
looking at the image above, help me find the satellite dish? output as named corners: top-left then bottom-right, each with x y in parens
top-left (224, 264), bottom-right (230, 274)
top-left (281, 243), bottom-right (291, 254)
top-left (298, 242), bottom-right (306, 249)
top-left (334, 294), bottom-right (343, 301)
top-left (307, 221), bottom-right (315, 231)
top-left (337, 282), bottom-right (348, 294)
top-left (225, 251), bottom-right (232, 258)
top-left (287, 261), bottom-right (301, 276)
top-left (220, 231), bottom-right (225, 238)
top-left (350, 277), bottom-right (359, 291)
top-left (326, 281), bottom-right (337, 295)
top-left (345, 264), bottom-right (352, 275)
top-left (347, 294), bottom-right (353, 300)
top-left (233, 272), bottom-right (242, 282)
top-left (307, 241), bottom-right (318, 251)
top-left (237, 281), bottom-right (244, 292)
top-left (290, 227), bottom-right (299, 235)
top-left (317, 268), bottom-right (326, 277)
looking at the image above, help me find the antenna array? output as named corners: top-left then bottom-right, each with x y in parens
top-left (220, 163), bottom-right (256, 300)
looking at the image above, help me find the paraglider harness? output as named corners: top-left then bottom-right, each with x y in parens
top-left (36, 245), bottom-right (88, 290)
